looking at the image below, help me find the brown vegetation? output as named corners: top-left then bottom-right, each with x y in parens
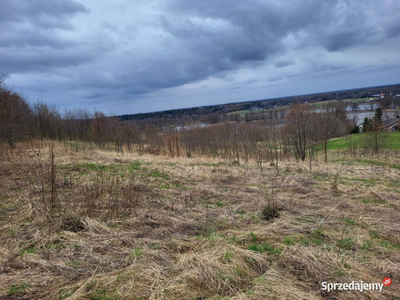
top-left (0, 141), bottom-right (399, 299)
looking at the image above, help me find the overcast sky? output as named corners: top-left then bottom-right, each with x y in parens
top-left (2, 0), bottom-right (400, 114)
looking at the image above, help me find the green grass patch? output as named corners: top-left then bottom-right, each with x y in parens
top-left (369, 230), bottom-right (380, 238)
top-left (8, 282), bottom-right (30, 296)
top-left (342, 218), bottom-right (357, 225)
top-left (59, 287), bottom-right (78, 300)
top-left (303, 229), bottom-right (326, 246)
top-left (297, 216), bottom-right (318, 223)
top-left (66, 260), bottom-right (80, 267)
top-left (312, 98), bottom-right (369, 109)
top-left (60, 162), bottom-right (149, 177)
top-left (248, 242), bottom-right (281, 256)
top-left (253, 276), bottom-right (267, 284)
top-left (216, 200), bottom-right (226, 207)
top-left (283, 235), bottom-right (304, 246)
top-left (227, 109), bottom-right (251, 116)
top-left (21, 246), bottom-right (36, 257)
top-left (148, 170), bottom-right (169, 180)
top-left (75, 163), bottom-right (100, 171)
top-left (356, 158), bottom-right (400, 170)
top-left (89, 288), bottom-right (119, 300)
top-left (129, 247), bottom-right (144, 260)
top-left (379, 240), bottom-right (400, 250)
top-left (333, 269), bottom-right (347, 277)
top-left (340, 176), bottom-right (382, 187)
top-left (3, 203), bottom-right (16, 212)
top-left (129, 160), bottom-right (142, 171)
top-left (338, 238), bottom-right (356, 250)
top-left (323, 132), bottom-right (400, 151)
top-left (324, 138), bottom-right (348, 151)
top-left (58, 165), bottom-right (71, 170)
top-left (343, 261), bottom-right (352, 269)
top-left (362, 240), bottom-right (373, 250)
top-left (230, 235), bottom-right (237, 244)
top-left (362, 198), bottom-right (387, 204)
top-left (224, 249), bottom-right (234, 262)
top-left (250, 232), bottom-right (259, 242)
top-left (171, 181), bottom-right (186, 189)
top-left (149, 243), bottom-right (161, 250)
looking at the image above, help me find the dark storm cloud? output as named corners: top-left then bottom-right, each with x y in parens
top-left (324, 32), bottom-right (359, 52)
top-left (98, 0), bottom-right (399, 98)
top-left (160, 15), bottom-right (275, 63)
top-left (0, 0), bottom-right (88, 27)
top-left (0, 0), bottom-right (93, 75)
top-left (0, 20), bottom-right (80, 50)
top-left (162, 1), bottom-right (309, 62)
top-left (164, 0), bottom-right (343, 50)
top-left (386, 23), bottom-right (400, 38)
top-left (72, 0), bottom-right (325, 96)
top-left (2, 0), bottom-right (400, 113)
top-left (0, 50), bottom-right (93, 74)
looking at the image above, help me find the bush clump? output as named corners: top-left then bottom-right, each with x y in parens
top-left (261, 204), bottom-right (280, 221)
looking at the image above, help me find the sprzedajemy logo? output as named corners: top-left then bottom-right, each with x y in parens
top-left (383, 277), bottom-right (392, 287)
top-left (321, 278), bottom-right (392, 293)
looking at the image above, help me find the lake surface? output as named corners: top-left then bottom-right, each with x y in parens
top-left (348, 111), bottom-right (399, 125)
top-left (175, 105), bottom-right (399, 130)
top-left (346, 103), bottom-right (380, 111)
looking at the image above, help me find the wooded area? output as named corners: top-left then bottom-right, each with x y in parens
top-left (1, 78), bottom-right (399, 165)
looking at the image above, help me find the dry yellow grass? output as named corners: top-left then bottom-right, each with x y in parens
top-left (0, 140), bottom-right (399, 299)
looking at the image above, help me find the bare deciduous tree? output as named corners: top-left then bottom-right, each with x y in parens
top-left (0, 79), bottom-right (33, 147)
top-left (315, 101), bottom-right (347, 162)
top-left (285, 103), bottom-right (310, 161)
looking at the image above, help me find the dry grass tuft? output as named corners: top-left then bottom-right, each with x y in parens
top-left (163, 245), bottom-right (268, 299)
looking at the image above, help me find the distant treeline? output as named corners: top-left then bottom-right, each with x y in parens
top-left (119, 84), bottom-right (400, 122)
top-left (1, 78), bottom-right (397, 164)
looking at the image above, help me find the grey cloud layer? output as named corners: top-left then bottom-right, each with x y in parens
top-left (1, 0), bottom-right (400, 112)
top-left (0, 0), bottom-right (96, 75)
top-left (0, 0), bottom-right (88, 27)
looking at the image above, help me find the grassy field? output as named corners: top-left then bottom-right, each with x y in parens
top-left (312, 98), bottom-right (371, 108)
top-left (0, 141), bottom-right (399, 299)
top-left (326, 132), bottom-right (400, 151)
top-left (227, 110), bottom-right (252, 116)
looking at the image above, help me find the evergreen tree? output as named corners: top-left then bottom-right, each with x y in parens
top-left (374, 108), bottom-right (383, 124)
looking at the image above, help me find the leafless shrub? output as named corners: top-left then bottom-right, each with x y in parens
top-left (260, 180), bottom-right (280, 221)
top-left (16, 149), bottom-right (143, 227)
top-left (331, 173), bottom-right (340, 195)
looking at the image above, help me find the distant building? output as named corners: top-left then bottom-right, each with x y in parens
top-left (372, 93), bottom-right (386, 99)
top-left (383, 118), bottom-right (400, 131)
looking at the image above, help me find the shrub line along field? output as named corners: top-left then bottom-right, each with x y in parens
top-left (0, 141), bottom-right (399, 299)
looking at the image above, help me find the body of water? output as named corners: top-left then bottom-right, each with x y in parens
top-left (348, 111), bottom-right (400, 125)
